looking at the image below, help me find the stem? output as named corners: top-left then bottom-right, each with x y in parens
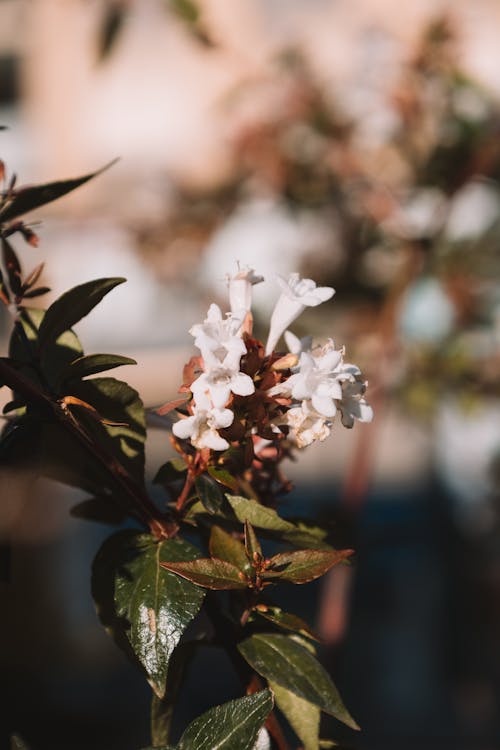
top-left (176, 469), bottom-right (195, 512)
top-left (0, 358), bottom-right (173, 538)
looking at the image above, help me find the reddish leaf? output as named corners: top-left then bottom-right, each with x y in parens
top-left (263, 549), bottom-right (353, 584)
top-left (160, 558), bottom-right (249, 589)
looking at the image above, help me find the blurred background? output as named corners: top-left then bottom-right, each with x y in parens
top-left (1, 1), bottom-right (500, 748)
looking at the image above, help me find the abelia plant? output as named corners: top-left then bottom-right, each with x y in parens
top-left (1, 159), bottom-right (372, 750)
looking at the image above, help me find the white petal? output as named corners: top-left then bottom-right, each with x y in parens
top-left (212, 407), bottom-right (234, 429)
top-left (312, 394), bottom-right (337, 417)
top-left (230, 371), bottom-right (255, 397)
top-left (172, 415), bottom-right (196, 440)
top-left (210, 381), bottom-right (232, 409)
top-left (265, 295), bottom-right (304, 355)
top-left (202, 429), bottom-right (229, 451)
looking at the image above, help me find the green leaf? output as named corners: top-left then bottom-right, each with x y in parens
top-left (226, 495), bottom-right (297, 533)
top-left (0, 160), bottom-right (118, 223)
top-left (70, 376), bottom-right (146, 482)
top-left (160, 558), bottom-right (249, 589)
top-left (154, 457), bottom-right (187, 486)
top-left (207, 465), bottom-right (239, 491)
top-left (263, 549), bottom-right (353, 584)
top-left (177, 689), bottom-right (273, 750)
top-left (195, 473), bottom-right (224, 514)
top-left (38, 277), bottom-right (125, 348)
top-left (92, 530), bottom-right (205, 699)
top-left (209, 525), bottom-right (251, 573)
top-left (269, 680), bottom-right (320, 750)
top-left (61, 353), bottom-right (136, 381)
top-left (244, 520), bottom-right (262, 563)
top-left (238, 634), bottom-right (359, 730)
top-left (254, 607), bottom-right (321, 642)
top-left (9, 307), bottom-right (83, 394)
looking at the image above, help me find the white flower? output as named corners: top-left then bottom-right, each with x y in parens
top-left (286, 401), bottom-right (331, 448)
top-left (265, 273), bottom-right (334, 355)
top-left (338, 379), bottom-right (374, 428)
top-left (172, 405), bottom-right (234, 451)
top-left (284, 330), bottom-right (313, 356)
top-left (270, 339), bottom-right (344, 418)
top-left (191, 367), bottom-right (255, 410)
top-left (190, 303), bottom-right (246, 371)
top-left (226, 265), bottom-right (264, 316)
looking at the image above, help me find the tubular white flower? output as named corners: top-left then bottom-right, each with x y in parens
top-left (226, 265), bottom-right (264, 316)
top-left (191, 367), bottom-right (255, 410)
top-left (265, 273), bottom-right (335, 355)
top-left (284, 330), bottom-right (313, 356)
top-left (270, 339), bottom-right (344, 418)
top-left (286, 401), bottom-right (331, 448)
top-left (172, 405), bottom-right (234, 451)
top-left (190, 303), bottom-right (246, 371)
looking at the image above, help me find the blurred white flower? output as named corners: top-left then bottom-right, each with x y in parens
top-left (338, 379), bottom-right (374, 428)
top-left (265, 273), bottom-right (334, 355)
top-left (190, 303), bottom-right (246, 371)
top-left (172, 405), bottom-right (234, 451)
top-left (286, 400), bottom-right (331, 448)
top-left (191, 367), bottom-right (255, 410)
top-left (284, 330), bottom-right (313, 356)
top-left (226, 265), bottom-right (264, 316)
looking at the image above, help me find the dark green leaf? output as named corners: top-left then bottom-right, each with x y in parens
top-left (226, 495), bottom-right (297, 533)
top-left (154, 457), bottom-right (187, 486)
top-left (254, 607), bottom-right (321, 642)
top-left (92, 530), bottom-right (205, 699)
top-left (269, 680), bottom-right (320, 750)
top-left (263, 549), bottom-right (353, 584)
top-left (38, 277), bottom-right (125, 348)
top-left (2, 237), bottom-right (22, 294)
top-left (195, 473), bottom-right (224, 514)
top-left (177, 689), bottom-right (273, 750)
top-left (238, 634), bottom-right (359, 730)
top-left (0, 160), bottom-right (118, 223)
top-left (207, 465), bottom-right (239, 491)
top-left (160, 558), bottom-right (249, 589)
top-left (209, 525), bottom-right (251, 573)
top-left (61, 353), bottom-right (136, 381)
top-left (70, 376), bottom-right (146, 483)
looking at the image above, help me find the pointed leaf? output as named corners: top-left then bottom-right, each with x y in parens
top-left (38, 277), bottom-right (125, 348)
top-left (154, 457), bottom-right (187, 486)
top-left (245, 520), bottom-right (262, 563)
top-left (238, 634), bottom-right (359, 730)
top-left (254, 607), bottom-right (321, 642)
top-left (61, 353), bottom-right (136, 381)
top-left (227, 495), bottom-right (297, 533)
top-left (160, 558), bottom-right (249, 589)
top-left (177, 689), bottom-right (273, 750)
top-left (92, 530), bottom-right (205, 699)
top-left (195, 473), bottom-right (224, 514)
top-left (209, 525), bottom-right (251, 573)
top-left (269, 680), bottom-right (320, 750)
top-left (263, 549), bottom-right (353, 584)
top-left (207, 465), bottom-right (239, 492)
top-left (0, 160), bottom-right (118, 222)
top-left (2, 238), bottom-right (22, 294)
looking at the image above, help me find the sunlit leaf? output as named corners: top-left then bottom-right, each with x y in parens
top-left (207, 465), bottom-right (239, 491)
top-left (38, 277), bottom-right (125, 348)
top-left (177, 689), bottom-right (273, 750)
top-left (160, 557), bottom-right (249, 589)
top-left (269, 680), bottom-right (320, 750)
top-left (238, 634), bottom-right (359, 730)
top-left (254, 606), bottom-right (321, 642)
top-left (92, 530), bottom-right (205, 699)
top-left (209, 525), bottom-right (251, 573)
top-left (226, 495), bottom-right (297, 533)
top-left (263, 549), bottom-right (353, 584)
top-left (244, 520), bottom-right (262, 563)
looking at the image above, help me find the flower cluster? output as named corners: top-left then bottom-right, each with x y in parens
top-left (173, 267), bottom-right (373, 453)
